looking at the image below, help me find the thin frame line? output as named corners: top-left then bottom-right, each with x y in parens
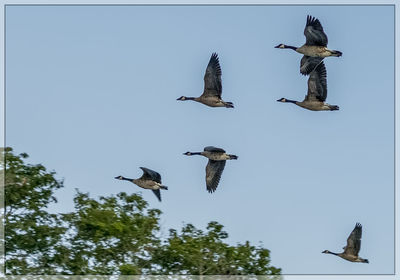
top-left (1, 3), bottom-right (396, 277)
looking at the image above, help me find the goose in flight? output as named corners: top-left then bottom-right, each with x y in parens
top-left (322, 223), bottom-right (369, 263)
top-left (277, 61), bottom-right (339, 111)
top-left (177, 53), bottom-right (234, 108)
top-left (275, 15), bottom-right (342, 75)
top-left (183, 146), bottom-right (237, 193)
top-left (115, 167), bottom-right (168, 202)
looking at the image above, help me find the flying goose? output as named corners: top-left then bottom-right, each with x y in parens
top-left (275, 15), bottom-right (342, 75)
top-left (322, 223), bottom-right (369, 263)
top-left (115, 167), bottom-right (168, 202)
top-left (177, 53), bottom-right (234, 108)
top-left (277, 61), bottom-right (339, 111)
top-left (183, 146), bottom-right (237, 193)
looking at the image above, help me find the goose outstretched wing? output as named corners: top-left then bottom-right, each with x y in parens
top-left (140, 167), bottom-right (162, 183)
top-left (205, 160), bottom-right (226, 193)
top-left (344, 223), bottom-right (363, 256)
top-left (204, 146), bottom-right (226, 153)
top-left (300, 55), bottom-right (324, 75)
top-left (203, 53), bottom-right (222, 97)
top-left (304, 15), bottom-right (328, 46)
top-left (152, 189), bottom-right (162, 202)
top-left (305, 61), bottom-right (327, 102)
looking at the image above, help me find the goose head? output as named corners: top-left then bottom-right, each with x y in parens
top-left (274, 44), bottom-right (286, 49)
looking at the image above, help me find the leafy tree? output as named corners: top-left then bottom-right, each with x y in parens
top-left (2, 148), bottom-right (281, 275)
top-left (152, 222), bottom-right (281, 275)
top-left (61, 191), bottom-right (161, 275)
top-left (2, 147), bottom-right (66, 274)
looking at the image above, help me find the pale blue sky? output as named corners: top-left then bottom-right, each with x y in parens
top-left (5, 4), bottom-right (395, 276)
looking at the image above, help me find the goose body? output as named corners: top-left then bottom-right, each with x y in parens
top-left (277, 61), bottom-right (339, 111)
top-left (275, 15), bottom-right (342, 75)
top-left (184, 146), bottom-right (237, 193)
top-left (177, 53), bottom-right (234, 108)
top-left (322, 223), bottom-right (369, 263)
top-left (115, 167), bottom-right (168, 202)
top-left (296, 45), bottom-right (340, 58)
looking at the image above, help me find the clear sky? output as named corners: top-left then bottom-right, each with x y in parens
top-left (4, 4), bottom-right (395, 276)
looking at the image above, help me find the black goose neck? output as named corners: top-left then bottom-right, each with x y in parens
top-left (285, 45), bottom-right (298, 51)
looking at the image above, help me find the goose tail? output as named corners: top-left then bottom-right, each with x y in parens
top-left (331, 50), bottom-right (342, 57)
top-left (329, 105), bottom-right (339, 111)
top-left (224, 101), bottom-right (234, 108)
top-left (228, 154), bottom-right (238, 160)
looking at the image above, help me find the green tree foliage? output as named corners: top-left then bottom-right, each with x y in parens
top-left (152, 222), bottom-right (281, 275)
top-left (2, 147), bottom-right (66, 274)
top-left (2, 148), bottom-right (281, 275)
top-left (61, 191), bottom-right (161, 274)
